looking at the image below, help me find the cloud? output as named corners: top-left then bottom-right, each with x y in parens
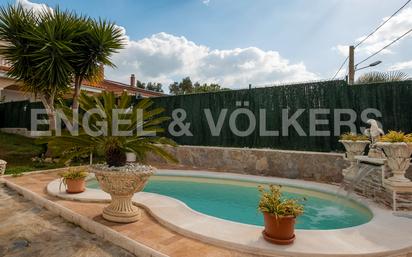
top-left (113, 24), bottom-right (129, 43)
top-left (335, 68), bottom-right (347, 78)
top-left (389, 60), bottom-right (412, 71)
top-left (15, 0), bottom-right (319, 90)
top-left (332, 45), bottom-right (348, 57)
top-left (355, 7), bottom-right (412, 55)
top-left (106, 32), bottom-right (319, 89)
top-left (16, 0), bottom-right (53, 14)
top-left (335, 7), bottom-right (412, 57)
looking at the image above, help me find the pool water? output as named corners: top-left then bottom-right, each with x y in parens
top-left (87, 175), bottom-right (372, 230)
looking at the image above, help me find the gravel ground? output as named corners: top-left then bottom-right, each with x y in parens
top-left (0, 183), bottom-right (136, 257)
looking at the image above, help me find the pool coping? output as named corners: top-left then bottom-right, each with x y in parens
top-left (47, 169), bottom-right (412, 257)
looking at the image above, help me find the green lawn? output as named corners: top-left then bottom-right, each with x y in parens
top-left (0, 131), bottom-right (63, 175)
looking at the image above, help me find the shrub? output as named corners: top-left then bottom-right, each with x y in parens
top-left (60, 168), bottom-right (88, 180)
top-left (44, 91), bottom-right (177, 167)
top-left (258, 185), bottom-right (305, 217)
top-left (340, 132), bottom-right (369, 141)
top-left (379, 131), bottom-right (412, 143)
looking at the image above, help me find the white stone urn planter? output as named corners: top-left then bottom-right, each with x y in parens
top-left (339, 140), bottom-right (369, 179)
top-left (0, 159), bottom-right (7, 175)
top-left (376, 142), bottom-right (412, 186)
top-left (91, 164), bottom-right (154, 223)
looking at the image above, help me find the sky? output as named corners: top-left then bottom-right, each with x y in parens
top-left (1, 0), bottom-right (412, 91)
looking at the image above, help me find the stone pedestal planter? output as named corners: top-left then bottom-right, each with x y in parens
top-left (339, 140), bottom-right (369, 180)
top-left (0, 160), bottom-right (7, 175)
top-left (376, 142), bottom-right (412, 187)
top-left (91, 164), bottom-right (154, 223)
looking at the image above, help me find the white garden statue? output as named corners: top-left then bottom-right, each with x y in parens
top-left (364, 119), bottom-right (385, 158)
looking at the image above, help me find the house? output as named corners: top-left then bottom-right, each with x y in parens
top-left (0, 58), bottom-right (165, 103)
top-left (81, 74), bottom-right (165, 98)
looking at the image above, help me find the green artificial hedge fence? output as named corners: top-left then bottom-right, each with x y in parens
top-left (1, 79), bottom-right (412, 152)
top-left (146, 80), bottom-right (412, 152)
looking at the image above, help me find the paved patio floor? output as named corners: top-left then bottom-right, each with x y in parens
top-left (2, 170), bottom-right (262, 257)
top-left (0, 183), bottom-right (136, 257)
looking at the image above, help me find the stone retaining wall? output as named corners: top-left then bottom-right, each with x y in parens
top-left (0, 128), bottom-right (49, 137)
top-left (0, 128), bottom-right (31, 137)
top-left (147, 145), bottom-right (347, 183)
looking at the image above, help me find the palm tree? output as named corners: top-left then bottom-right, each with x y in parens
top-left (0, 5), bottom-right (83, 130)
top-left (0, 5), bottom-right (125, 128)
top-left (70, 19), bottom-right (124, 110)
top-left (356, 71), bottom-right (410, 84)
top-left (45, 91), bottom-right (177, 166)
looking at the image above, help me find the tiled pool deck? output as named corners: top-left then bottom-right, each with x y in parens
top-left (1, 169), bottom-right (264, 257)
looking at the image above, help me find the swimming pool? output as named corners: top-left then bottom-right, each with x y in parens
top-left (87, 175), bottom-right (372, 230)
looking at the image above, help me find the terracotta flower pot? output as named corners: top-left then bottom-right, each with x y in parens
top-left (65, 178), bottom-right (86, 194)
top-left (262, 213), bottom-right (296, 245)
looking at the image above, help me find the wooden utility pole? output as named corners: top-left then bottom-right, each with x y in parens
top-left (348, 45), bottom-right (355, 85)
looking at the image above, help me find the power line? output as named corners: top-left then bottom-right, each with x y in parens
top-left (332, 56), bottom-right (349, 79)
top-left (356, 28), bottom-right (412, 66)
top-left (354, 0), bottom-right (411, 48)
top-left (331, 0), bottom-right (410, 79)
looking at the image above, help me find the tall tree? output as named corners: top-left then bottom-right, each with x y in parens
top-left (0, 5), bottom-right (125, 130)
top-left (169, 77), bottom-right (193, 95)
top-left (70, 19), bottom-right (124, 110)
top-left (146, 82), bottom-right (163, 92)
top-left (180, 77), bottom-right (193, 93)
top-left (0, 6), bottom-right (81, 130)
top-left (169, 81), bottom-right (181, 95)
top-left (169, 77), bottom-right (228, 95)
top-left (193, 82), bottom-right (228, 93)
top-left (136, 80), bottom-right (146, 89)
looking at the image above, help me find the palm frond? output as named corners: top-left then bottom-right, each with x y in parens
top-left (44, 91), bottom-right (177, 166)
top-left (357, 71), bottom-right (410, 84)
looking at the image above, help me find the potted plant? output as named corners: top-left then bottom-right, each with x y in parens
top-left (59, 168), bottom-right (88, 193)
top-left (258, 185), bottom-right (304, 245)
top-left (339, 133), bottom-right (370, 179)
top-left (377, 131), bottom-right (412, 186)
top-left (46, 91), bottom-right (177, 223)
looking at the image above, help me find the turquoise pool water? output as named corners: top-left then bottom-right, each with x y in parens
top-left (87, 175), bottom-right (372, 230)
